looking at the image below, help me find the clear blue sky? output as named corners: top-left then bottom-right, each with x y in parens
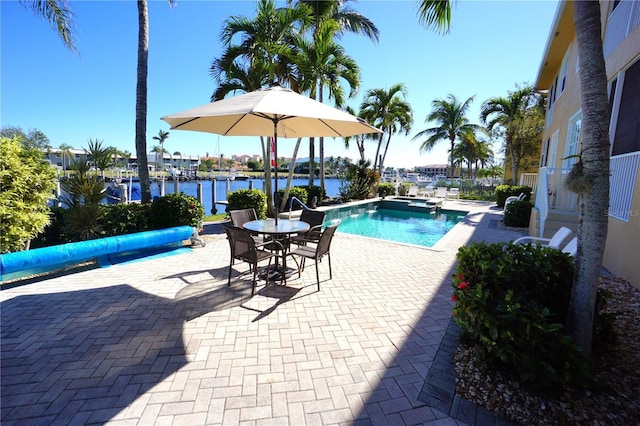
top-left (1, 0), bottom-right (559, 169)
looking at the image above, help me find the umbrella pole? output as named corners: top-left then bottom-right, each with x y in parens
top-left (273, 122), bottom-right (278, 225)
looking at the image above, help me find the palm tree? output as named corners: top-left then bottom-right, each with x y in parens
top-left (295, 19), bottom-right (360, 194)
top-left (291, 0), bottom-right (379, 192)
top-left (343, 106), bottom-right (373, 162)
top-left (360, 84), bottom-right (413, 175)
top-left (566, 1), bottom-right (611, 361)
top-left (415, 0), bottom-right (614, 361)
top-left (18, 0), bottom-right (77, 52)
top-left (136, 0), bottom-right (176, 204)
top-left (412, 94), bottom-right (477, 179)
top-left (214, 0), bottom-right (310, 217)
top-left (480, 85), bottom-right (541, 184)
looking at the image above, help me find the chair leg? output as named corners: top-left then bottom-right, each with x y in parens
top-left (315, 258), bottom-right (320, 291)
top-left (328, 253), bottom-right (332, 280)
top-left (251, 261), bottom-right (258, 296)
top-left (228, 256), bottom-right (233, 287)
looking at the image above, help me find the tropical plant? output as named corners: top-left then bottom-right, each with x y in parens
top-left (0, 136), bottom-right (56, 252)
top-left (412, 94), bottom-right (477, 179)
top-left (85, 138), bottom-right (110, 175)
top-left (480, 84), bottom-right (544, 184)
top-left (360, 83), bottom-right (413, 175)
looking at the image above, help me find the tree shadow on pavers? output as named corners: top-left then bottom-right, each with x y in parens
top-left (1, 284), bottom-right (191, 424)
top-left (352, 211), bottom-right (517, 426)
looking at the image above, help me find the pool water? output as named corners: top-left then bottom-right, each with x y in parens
top-left (324, 204), bottom-right (467, 247)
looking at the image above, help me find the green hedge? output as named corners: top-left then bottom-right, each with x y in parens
top-left (503, 199), bottom-right (533, 227)
top-left (377, 182), bottom-right (395, 197)
top-left (226, 189), bottom-right (267, 219)
top-left (452, 242), bottom-right (590, 393)
top-left (495, 185), bottom-right (532, 208)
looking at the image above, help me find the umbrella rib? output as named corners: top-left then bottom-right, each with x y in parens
top-left (173, 117), bottom-right (201, 129)
top-left (318, 119), bottom-right (343, 136)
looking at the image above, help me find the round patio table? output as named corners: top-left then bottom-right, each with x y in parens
top-left (243, 219), bottom-right (310, 282)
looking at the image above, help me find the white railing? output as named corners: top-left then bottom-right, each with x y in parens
top-left (604, 1), bottom-right (640, 58)
top-left (609, 152), bottom-right (640, 222)
top-left (530, 151), bottom-right (640, 223)
top-left (519, 173), bottom-right (539, 192)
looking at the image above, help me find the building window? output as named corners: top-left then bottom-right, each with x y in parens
top-left (541, 138), bottom-right (550, 167)
top-left (563, 112), bottom-right (582, 170)
top-left (612, 58), bottom-right (640, 156)
top-left (559, 46), bottom-right (570, 94)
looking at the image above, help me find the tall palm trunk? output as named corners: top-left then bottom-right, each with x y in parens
top-left (261, 136), bottom-right (274, 218)
top-left (507, 132), bottom-right (518, 184)
top-left (280, 137), bottom-right (303, 212)
top-left (319, 85), bottom-right (325, 196)
top-left (308, 136), bottom-right (315, 187)
top-left (566, 1), bottom-right (611, 362)
top-left (449, 136), bottom-right (455, 178)
top-left (373, 133), bottom-right (384, 171)
top-left (136, 0), bottom-right (151, 203)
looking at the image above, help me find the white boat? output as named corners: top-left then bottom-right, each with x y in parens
top-left (404, 173), bottom-right (433, 186)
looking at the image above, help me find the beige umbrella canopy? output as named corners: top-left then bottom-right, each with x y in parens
top-left (161, 85), bottom-right (381, 221)
top-left (161, 85), bottom-right (380, 139)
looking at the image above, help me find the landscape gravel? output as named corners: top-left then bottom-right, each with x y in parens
top-left (454, 276), bottom-right (640, 425)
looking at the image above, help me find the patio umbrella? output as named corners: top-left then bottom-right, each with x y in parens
top-left (161, 85), bottom-right (381, 222)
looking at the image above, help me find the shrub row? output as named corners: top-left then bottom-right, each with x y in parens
top-left (452, 241), bottom-right (590, 393)
top-left (32, 193), bottom-right (204, 248)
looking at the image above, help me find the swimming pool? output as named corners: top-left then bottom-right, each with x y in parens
top-left (323, 201), bottom-right (467, 247)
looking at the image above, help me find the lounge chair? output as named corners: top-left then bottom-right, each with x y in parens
top-left (419, 185), bottom-right (435, 198)
top-left (434, 187), bottom-right (448, 200)
top-left (562, 237), bottom-right (578, 257)
top-left (513, 226), bottom-right (572, 250)
top-left (505, 192), bottom-right (526, 209)
top-left (447, 187), bottom-right (460, 200)
top-left (407, 186), bottom-right (419, 197)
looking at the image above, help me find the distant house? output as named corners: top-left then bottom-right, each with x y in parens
top-left (414, 164), bottom-right (448, 177)
top-left (528, 0), bottom-right (640, 289)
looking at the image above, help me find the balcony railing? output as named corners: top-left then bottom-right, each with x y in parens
top-left (526, 150), bottom-right (640, 221)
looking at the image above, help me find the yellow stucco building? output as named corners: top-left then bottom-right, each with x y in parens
top-left (531, 1), bottom-right (640, 289)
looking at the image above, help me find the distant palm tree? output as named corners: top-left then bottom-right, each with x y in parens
top-left (480, 85), bottom-right (542, 184)
top-left (412, 94), bottom-right (477, 179)
top-left (360, 84), bottom-right (413, 175)
top-left (59, 143), bottom-right (75, 171)
top-left (152, 130), bottom-right (170, 173)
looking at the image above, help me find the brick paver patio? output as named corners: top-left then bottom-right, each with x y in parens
top-left (1, 200), bottom-right (524, 425)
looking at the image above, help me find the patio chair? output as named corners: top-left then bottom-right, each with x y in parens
top-left (229, 208), bottom-right (263, 243)
top-left (407, 186), bottom-right (419, 197)
top-left (230, 208), bottom-right (258, 227)
top-left (222, 224), bottom-right (281, 295)
top-left (513, 226), bottom-right (572, 250)
top-left (447, 187), bottom-right (460, 200)
top-left (289, 221), bottom-right (340, 291)
top-left (290, 209), bottom-right (326, 247)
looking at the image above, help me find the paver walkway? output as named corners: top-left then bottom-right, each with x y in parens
top-left (1, 200), bottom-right (524, 425)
